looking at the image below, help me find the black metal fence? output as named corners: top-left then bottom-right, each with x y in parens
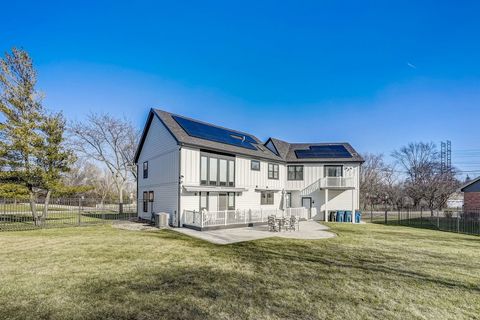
top-left (0, 198), bottom-right (137, 232)
top-left (368, 207), bottom-right (480, 236)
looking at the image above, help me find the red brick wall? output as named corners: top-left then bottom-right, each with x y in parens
top-left (464, 192), bottom-right (480, 211)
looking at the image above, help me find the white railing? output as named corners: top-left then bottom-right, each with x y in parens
top-left (320, 177), bottom-right (354, 188)
top-left (183, 207), bottom-right (310, 228)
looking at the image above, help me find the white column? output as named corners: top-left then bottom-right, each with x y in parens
top-left (324, 189), bottom-right (329, 222)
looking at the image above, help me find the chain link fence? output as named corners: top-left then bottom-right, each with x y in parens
top-left (0, 198), bottom-right (137, 232)
top-left (367, 206), bottom-right (480, 236)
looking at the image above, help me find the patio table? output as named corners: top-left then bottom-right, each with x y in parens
top-left (275, 217), bottom-right (286, 232)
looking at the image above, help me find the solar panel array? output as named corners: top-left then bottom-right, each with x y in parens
top-left (295, 145), bottom-right (352, 159)
top-left (172, 115), bottom-right (258, 150)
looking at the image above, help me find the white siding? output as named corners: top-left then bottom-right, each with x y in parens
top-left (137, 116), bottom-right (179, 222)
top-left (286, 163), bottom-right (361, 217)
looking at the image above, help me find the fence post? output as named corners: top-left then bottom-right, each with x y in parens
top-left (436, 210), bottom-right (440, 229)
top-left (201, 211), bottom-right (204, 229)
top-left (78, 198), bottom-right (81, 226)
top-left (457, 215), bottom-right (460, 233)
top-left (384, 208), bottom-right (388, 225)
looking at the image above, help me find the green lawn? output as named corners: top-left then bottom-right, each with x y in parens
top-left (0, 223), bottom-right (479, 320)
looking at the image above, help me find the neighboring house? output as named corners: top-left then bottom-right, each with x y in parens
top-left (134, 108), bottom-right (364, 228)
top-left (446, 192), bottom-right (464, 209)
top-left (460, 176), bottom-right (480, 211)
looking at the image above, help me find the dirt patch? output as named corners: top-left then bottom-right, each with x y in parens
top-left (112, 220), bottom-right (163, 231)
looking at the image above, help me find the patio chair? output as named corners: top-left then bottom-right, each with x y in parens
top-left (267, 215), bottom-right (277, 232)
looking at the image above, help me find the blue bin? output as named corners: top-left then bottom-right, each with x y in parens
top-left (336, 211), bottom-right (345, 222)
top-left (344, 211), bottom-right (352, 222)
top-left (355, 210), bottom-right (362, 223)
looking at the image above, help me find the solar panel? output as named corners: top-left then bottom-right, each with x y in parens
top-left (295, 145), bottom-right (352, 159)
top-left (172, 115), bottom-right (258, 150)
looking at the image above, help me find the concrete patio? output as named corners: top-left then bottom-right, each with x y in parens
top-left (173, 220), bottom-right (336, 244)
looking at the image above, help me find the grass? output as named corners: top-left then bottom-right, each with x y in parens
top-left (0, 223), bottom-right (479, 320)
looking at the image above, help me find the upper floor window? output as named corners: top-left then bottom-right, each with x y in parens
top-left (287, 165), bottom-right (303, 180)
top-left (268, 163), bottom-right (279, 179)
top-left (251, 160), bottom-right (260, 171)
top-left (324, 165), bottom-right (343, 177)
top-left (200, 153), bottom-right (235, 187)
top-left (143, 161), bottom-right (148, 179)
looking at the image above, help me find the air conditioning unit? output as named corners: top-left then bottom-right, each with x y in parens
top-left (154, 212), bottom-right (169, 228)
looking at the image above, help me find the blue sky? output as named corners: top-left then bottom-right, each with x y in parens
top-left (1, 1), bottom-right (480, 176)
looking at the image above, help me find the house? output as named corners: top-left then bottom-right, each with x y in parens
top-left (460, 176), bottom-right (480, 211)
top-left (134, 108), bottom-right (364, 229)
top-left (446, 192), bottom-right (464, 209)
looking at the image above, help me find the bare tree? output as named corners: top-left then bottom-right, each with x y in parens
top-left (392, 142), bottom-right (459, 214)
top-left (69, 113), bottom-right (139, 203)
top-left (360, 153), bottom-right (388, 209)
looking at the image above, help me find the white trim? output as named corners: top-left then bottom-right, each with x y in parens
top-left (183, 185), bottom-right (248, 192)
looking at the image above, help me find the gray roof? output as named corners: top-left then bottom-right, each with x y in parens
top-left (134, 108), bottom-right (364, 164)
top-left (461, 176), bottom-right (480, 192)
top-left (152, 109), bottom-right (283, 162)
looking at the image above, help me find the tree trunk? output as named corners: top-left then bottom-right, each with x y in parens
top-left (119, 184), bottom-right (124, 204)
top-left (29, 192), bottom-right (40, 226)
top-left (42, 190), bottom-right (52, 224)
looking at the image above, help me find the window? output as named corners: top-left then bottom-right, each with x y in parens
top-left (251, 160), bottom-right (260, 171)
top-left (261, 191), bottom-right (274, 205)
top-left (143, 191), bottom-right (148, 212)
top-left (200, 192), bottom-right (209, 211)
top-left (143, 161), bottom-right (148, 179)
top-left (228, 192), bottom-right (235, 210)
top-left (287, 165), bottom-right (303, 180)
top-left (324, 165), bottom-right (343, 177)
top-left (268, 163), bottom-right (279, 179)
top-left (200, 156), bottom-right (208, 185)
top-left (209, 157), bottom-right (217, 185)
top-left (219, 159), bottom-right (227, 186)
top-left (200, 153), bottom-right (235, 187)
top-left (285, 192), bottom-right (291, 208)
top-left (228, 160), bottom-right (235, 186)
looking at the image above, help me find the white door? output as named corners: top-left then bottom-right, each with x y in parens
top-left (302, 197), bottom-right (312, 219)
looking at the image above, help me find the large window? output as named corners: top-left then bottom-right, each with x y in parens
top-left (261, 191), bottom-right (274, 205)
top-left (268, 163), bottom-right (279, 180)
top-left (200, 156), bottom-right (208, 185)
top-left (251, 160), bottom-right (260, 171)
top-left (228, 160), bottom-right (235, 187)
top-left (200, 153), bottom-right (235, 186)
top-left (228, 192), bottom-right (235, 210)
top-left (200, 192), bottom-right (209, 211)
top-left (209, 157), bottom-right (217, 186)
top-left (143, 161), bottom-right (148, 179)
top-left (287, 165), bottom-right (303, 180)
top-left (219, 159), bottom-right (227, 186)
top-left (324, 165), bottom-right (343, 177)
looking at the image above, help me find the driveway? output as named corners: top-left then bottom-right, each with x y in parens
top-left (173, 220), bottom-right (336, 244)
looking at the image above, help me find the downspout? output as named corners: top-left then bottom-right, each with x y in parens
top-left (177, 146), bottom-right (182, 227)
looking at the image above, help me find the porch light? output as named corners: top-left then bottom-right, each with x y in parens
top-left (149, 191), bottom-right (154, 202)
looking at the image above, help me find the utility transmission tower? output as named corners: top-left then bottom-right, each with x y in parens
top-left (440, 140), bottom-right (452, 174)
